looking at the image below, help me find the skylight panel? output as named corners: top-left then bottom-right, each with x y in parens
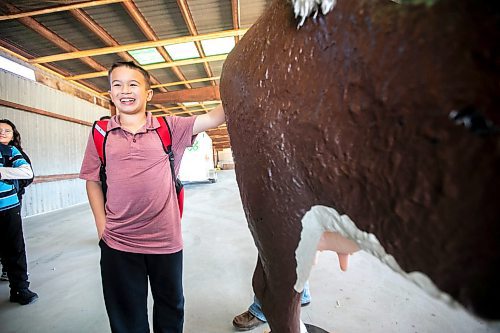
top-left (0, 55), bottom-right (35, 81)
top-left (128, 48), bottom-right (165, 65)
top-left (182, 102), bottom-right (200, 107)
top-left (203, 100), bottom-right (221, 105)
top-left (164, 42), bottom-right (200, 61)
top-left (200, 37), bottom-right (235, 56)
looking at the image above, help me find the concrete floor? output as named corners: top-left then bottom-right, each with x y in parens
top-left (0, 170), bottom-right (496, 333)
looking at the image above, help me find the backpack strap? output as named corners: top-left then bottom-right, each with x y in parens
top-left (92, 120), bottom-right (109, 165)
top-left (0, 144), bottom-right (12, 166)
top-left (156, 116), bottom-right (175, 173)
top-left (92, 119), bottom-right (111, 201)
top-left (0, 146), bottom-right (25, 172)
top-left (156, 116), bottom-right (173, 156)
top-left (90, 117), bottom-right (184, 216)
top-left (0, 145), bottom-right (30, 167)
top-left (14, 149), bottom-right (34, 198)
top-left (156, 116), bottom-right (184, 217)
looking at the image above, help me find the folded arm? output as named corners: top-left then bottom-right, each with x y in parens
top-left (0, 164), bottom-right (33, 179)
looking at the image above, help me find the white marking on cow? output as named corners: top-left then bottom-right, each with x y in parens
top-left (291, 0), bottom-right (410, 27)
top-left (291, 0), bottom-right (337, 27)
top-left (294, 205), bottom-right (455, 309)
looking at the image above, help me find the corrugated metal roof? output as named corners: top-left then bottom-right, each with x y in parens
top-left (189, 0), bottom-right (234, 34)
top-left (149, 67), bottom-right (185, 88)
top-left (92, 53), bottom-right (125, 71)
top-left (0, 20), bottom-right (63, 57)
top-left (134, 0), bottom-right (190, 39)
top-left (210, 59), bottom-right (225, 77)
top-left (240, 0), bottom-right (271, 28)
top-left (86, 76), bottom-right (114, 92)
top-left (0, 1), bottom-right (49, 12)
top-left (84, 3), bottom-right (149, 44)
top-left (179, 63), bottom-right (211, 81)
top-left (35, 12), bottom-right (108, 51)
top-left (0, 0), bottom-right (272, 148)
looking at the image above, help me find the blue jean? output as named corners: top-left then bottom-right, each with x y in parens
top-left (248, 281), bottom-right (311, 322)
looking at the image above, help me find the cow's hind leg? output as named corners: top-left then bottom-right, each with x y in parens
top-left (253, 257), bottom-right (302, 333)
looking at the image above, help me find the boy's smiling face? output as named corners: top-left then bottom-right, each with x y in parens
top-left (108, 66), bottom-right (153, 115)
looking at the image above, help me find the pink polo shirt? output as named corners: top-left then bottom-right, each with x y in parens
top-left (79, 112), bottom-right (196, 254)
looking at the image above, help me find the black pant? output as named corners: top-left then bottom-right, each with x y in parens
top-left (1, 257), bottom-right (7, 273)
top-left (0, 206), bottom-right (29, 291)
top-left (1, 198), bottom-right (22, 274)
top-left (99, 240), bottom-right (184, 333)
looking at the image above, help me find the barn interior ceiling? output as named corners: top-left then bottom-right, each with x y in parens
top-left (0, 0), bottom-right (271, 150)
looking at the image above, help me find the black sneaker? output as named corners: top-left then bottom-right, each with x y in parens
top-left (0, 272), bottom-right (8, 281)
top-left (10, 289), bottom-right (39, 305)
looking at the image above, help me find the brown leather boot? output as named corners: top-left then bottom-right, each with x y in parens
top-left (232, 310), bottom-right (265, 331)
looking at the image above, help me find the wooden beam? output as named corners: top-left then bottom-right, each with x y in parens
top-left (151, 108), bottom-right (214, 117)
top-left (109, 103), bottom-right (117, 116)
top-left (149, 106), bottom-right (183, 112)
top-left (122, 1), bottom-right (192, 90)
top-left (177, 0), bottom-right (216, 86)
top-left (102, 77), bottom-right (221, 95)
top-left (231, 0), bottom-right (241, 43)
top-left (33, 173), bottom-right (81, 184)
top-left (67, 54), bottom-right (227, 80)
top-left (0, 42), bottom-right (106, 99)
top-left (206, 128), bottom-right (229, 137)
top-left (0, 0), bottom-right (126, 21)
top-left (212, 138), bottom-right (231, 144)
top-left (150, 86), bottom-right (220, 104)
top-left (1, 2), bottom-right (106, 73)
top-left (0, 99), bottom-right (92, 127)
top-left (209, 134), bottom-right (229, 139)
top-left (213, 142), bottom-right (232, 150)
top-left (70, 8), bottom-right (133, 61)
top-left (29, 29), bottom-right (247, 64)
top-left (153, 76), bottom-right (220, 89)
top-left (69, 10), bottom-right (168, 115)
top-left (172, 107), bottom-right (216, 115)
top-left (148, 101), bottom-right (220, 112)
top-left (69, 7), bottom-right (170, 104)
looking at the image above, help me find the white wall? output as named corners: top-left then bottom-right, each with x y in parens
top-left (217, 147), bottom-right (234, 169)
top-left (179, 132), bottom-right (215, 182)
top-left (0, 68), bottom-right (109, 217)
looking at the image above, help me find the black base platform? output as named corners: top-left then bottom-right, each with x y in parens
top-left (304, 323), bottom-right (329, 333)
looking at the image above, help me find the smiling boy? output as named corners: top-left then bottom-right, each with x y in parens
top-left (79, 61), bottom-right (225, 333)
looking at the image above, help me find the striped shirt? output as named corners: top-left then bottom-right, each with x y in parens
top-left (0, 145), bottom-right (30, 211)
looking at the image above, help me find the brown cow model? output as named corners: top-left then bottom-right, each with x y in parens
top-left (220, 0), bottom-right (499, 331)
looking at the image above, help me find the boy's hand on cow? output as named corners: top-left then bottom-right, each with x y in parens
top-left (317, 231), bottom-right (360, 271)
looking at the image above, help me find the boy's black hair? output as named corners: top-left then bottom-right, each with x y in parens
top-left (108, 61), bottom-right (151, 89)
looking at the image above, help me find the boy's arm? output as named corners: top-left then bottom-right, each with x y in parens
top-left (86, 180), bottom-right (106, 239)
top-left (192, 104), bottom-right (226, 135)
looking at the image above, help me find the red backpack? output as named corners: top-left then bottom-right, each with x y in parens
top-left (92, 116), bottom-right (184, 217)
